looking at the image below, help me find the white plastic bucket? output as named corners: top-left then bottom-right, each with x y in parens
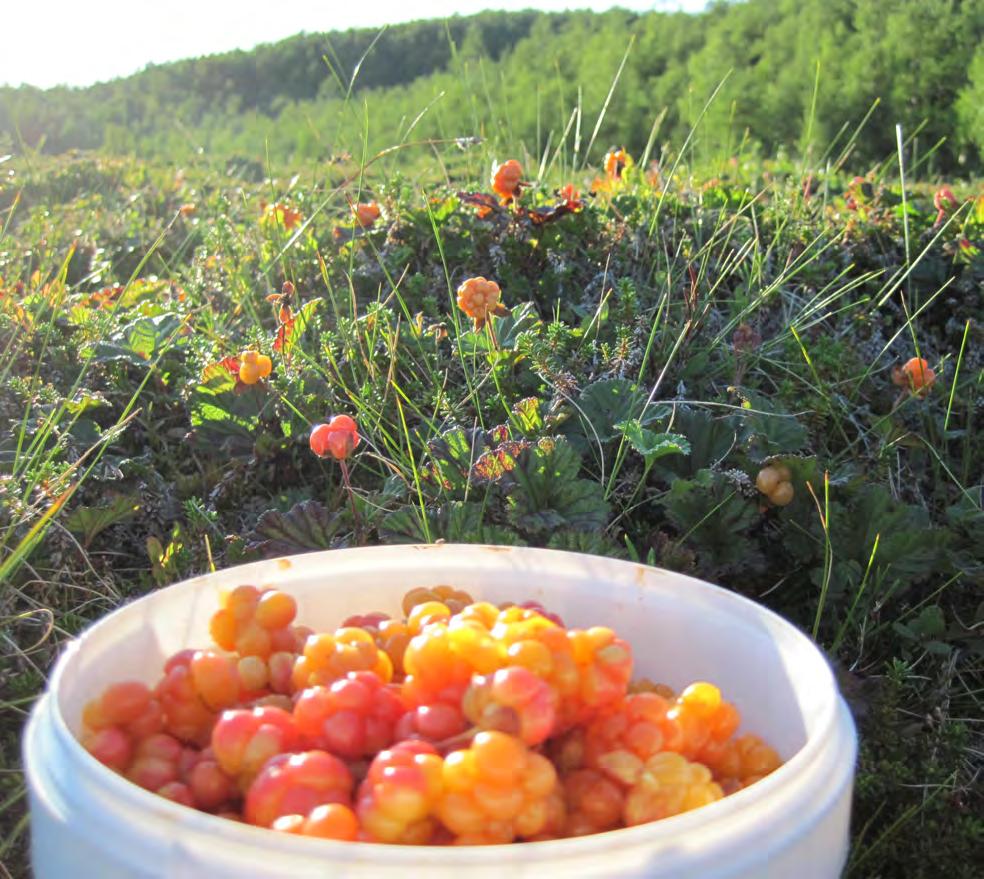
top-left (24, 544), bottom-right (856, 878)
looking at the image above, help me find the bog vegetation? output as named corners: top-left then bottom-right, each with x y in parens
top-left (0, 1), bottom-right (982, 876)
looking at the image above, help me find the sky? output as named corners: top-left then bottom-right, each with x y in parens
top-left (2, 0), bottom-right (707, 89)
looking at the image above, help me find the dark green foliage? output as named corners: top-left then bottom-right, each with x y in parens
top-left (500, 438), bottom-right (610, 535)
top-left (246, 500), bottom-right (346, 556)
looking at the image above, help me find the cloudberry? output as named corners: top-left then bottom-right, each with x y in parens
top-left (491, 159), bottom-right (523, 203)
top-left (310, 415), bottom-right (361, 460)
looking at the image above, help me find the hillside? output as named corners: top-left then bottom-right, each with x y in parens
top-left (1, 0), bottom-right (983, 173)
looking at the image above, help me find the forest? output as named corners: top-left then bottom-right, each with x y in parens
top-left (1, 0), bottom-right (983, 173)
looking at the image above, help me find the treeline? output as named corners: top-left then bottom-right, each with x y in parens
top-left (2, 0), bottom-right (983, 173)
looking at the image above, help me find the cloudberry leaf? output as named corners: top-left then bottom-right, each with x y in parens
top-left (567, 379), bottom-right (649, 443)
top-left (503, 437), bottom-right (609, 535)
top-left (663, 469), bottom-right (760, 570)
top-left (830, 485), bottom-right (943, 583)
top-left (546, 530), bottom-right (624, 558)
top-left (511, 397), bottom-right (544, 436)
top-left (615, 419), bottom-right (690, 465)
top-left (246, 500), bottom-right (345, 557)
top-left (666, 408), bottom-right (739, 474)
top-left (738, 395), bottom-right (809, 456)
top-left (456, 302), bottom-right (540, 354)
top-left (422, 426), bottom-right (496, 496)
top-left (380, 501), bottom-right (524, 546)
top-left (471, 439), bottom-right (533, 484)
top-left (90, 313), bottom-right (186, 365)
top-left (65, 493), bottom-right (141, 547)
top-left (189, 367), bottom-right (263, 454)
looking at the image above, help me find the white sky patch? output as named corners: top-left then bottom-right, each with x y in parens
top-left (2, 0), bottom-right (707, 89)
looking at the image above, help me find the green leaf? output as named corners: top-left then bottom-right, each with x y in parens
top-left (546, 530), bottom-right (625, 558)
top-left (511, 397), bottom-right (544, 436)
top-left (63, 391), bottom-right (109, 416)
top-left (189, 367), bottom-right (265, 453)
top-left (503, 438), bottom-right (610, 535)
top-left (830, 485), bottom-right (942, 584)
top-left (246, 500), bottom-right (345, 557)
top-left (739, 395), bottom-right (809, 455)
top-left (422, 426), bottom-right (497, 497)
top-left (909, 605), bottom-right (946, 639)
top-left (431, 194), bottom-right (459, 223)
top-left (615, 419), bottom-right (690, 465)
top-left (668, 408), bottom-right (739, 473)
top-left (662, 469), bottom-right (760, 570)
top-left (281, 297), bottom-right (321, 358)
top-left (91, 313), bottom-right (185, 365)
top-left (64, 494), bottom-right (141, 547)
top-left (380, 501), bottom-right (523, 545)
top-left (456, 302), bottom-right (541, 354)
top-left (569, 379), bottom-right (649, 443)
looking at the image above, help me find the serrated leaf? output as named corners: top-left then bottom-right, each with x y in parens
top-left (246, 500), bottom-right (345, 557)
top-left (511, 397), bottom-right (543, 436)
top-left (739, 396), bottom-right (808, 455)
top-left (567, 379), bottom-right (649, 443)
top-left (189, 366), bottom-right (264, 453)
top-left (663, 469), bottom-right (759, 569)
top-left (471, 438), bottom-right (533, 485)
top-left (909, 605), bottom-right (946, 639)
top-left (503, 437), bottom-right (609, 534)
top-left (616, 419), bottom-right (690, 465)
top-left (830, 485), bottom-right (942, 584)
top-left (380, 501), bottom-right (523, 546)
top-left (669, 408), bottom-right (740, 473)
top-left (422, 426), bottom-right (496, 496)
top-left (457, 302), bottom-right (541, 354)
top-left (91, 313), bottom-right (185, 365)
top-left (63, 391), bottom-right (109, 416)
top-left (546, 530), bottom-right (625, 558)
top-left (64, 494), bottom-right (141, 546)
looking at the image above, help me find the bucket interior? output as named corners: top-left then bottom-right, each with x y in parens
top-left (55, 545), bottom-right (829, 759)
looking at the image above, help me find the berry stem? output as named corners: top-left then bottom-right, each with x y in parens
top-left (339, 460), bottom-right (363, 545)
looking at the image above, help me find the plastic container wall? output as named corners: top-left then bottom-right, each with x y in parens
top-left (25, 544), bottom-right (857, 878)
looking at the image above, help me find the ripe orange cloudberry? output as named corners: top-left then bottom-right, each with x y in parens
top-left (438, 731), bottom-right (560, 843)
top-left (456, 276), bottom-right (509, 330)
top-left (894, 356), bottom-right (936, 397)
top-left (310, 415), bottom-right (361, 460)
top-left (238, 350), bottom-right (272, 385)
top-left (491, 159), bottom-right (523, 203)
top-left (354, 201), bottom-right (381, 228)
top-left (622, 752), bottom-right (723, 826)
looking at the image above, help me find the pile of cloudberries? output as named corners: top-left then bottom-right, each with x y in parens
top-left (79, 584), bottom-right (781, 845)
